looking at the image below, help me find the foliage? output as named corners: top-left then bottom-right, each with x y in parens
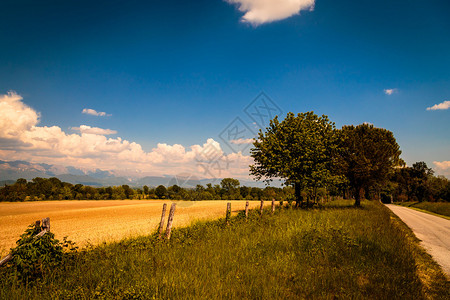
top-left (250, 112), bottom-right (337, 205)
top-left (155, 185), bottom-right (167, 199)
top-left (391, 161), bottom-right (449, 202)
top-left (9, 223), bottom-right (77, 282)
top-left (336, 123), bottom-right (403, 206)
top-left (220, 178), bottom-right (240, 192)
top-left (0, 177), bottom-right (294, 202)
top-left (220, 178), bottom-right (240, 199)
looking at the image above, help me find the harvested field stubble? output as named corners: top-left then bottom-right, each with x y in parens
top-left (0, 200), bottom-right (268, 256)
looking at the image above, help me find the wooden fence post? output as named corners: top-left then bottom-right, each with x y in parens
top-left (164, 203), bottom-right (176, 240)
top-left (245, 201), bottom-right (249, 218)
top-left (260, 200), bottom-right (264, 216)
top-left (0, 254), bottom-right (12, 267)
top-left (271, 199), bottom-right (275, 214)
top-left (226, 202), bottom-right (231, 225)
top-left (42, 217), bottom-right (50, 232)
top-left (35, 220), bottom-right (41, 231)
top-left (36, 217), bottom-right (50, 237)
top-left (158, 203), bottom-right (167, 239)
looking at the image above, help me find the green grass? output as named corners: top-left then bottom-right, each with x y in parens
top-left (395, 201), bottom-right (450, 219)
top-left (1, 200), bottom-right (449, 299)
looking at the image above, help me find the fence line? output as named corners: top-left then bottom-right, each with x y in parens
top-left (1, 200), bottom-right (277, 268)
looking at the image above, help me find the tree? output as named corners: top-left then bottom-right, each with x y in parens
top-left (220, 178), bottom-right (240, 199)
top-left (336, 124), bottom-right (403, 206)
top-left (391, 162), bottom-right (437, 202)
top-left (143, 185), bottom-right (149, 196)
top-left (429, 175), bottom-right (450, 202)
top-left (410, 162), bottom-right (433, 202)
top-left (250, 112), bottom-right (337, 206)
top-left (220, 178), bottom-right (240, 192)
top-left (412, 161), bottom-right (434, 177)
top-left (122, 185), bottom-right (134, 199)
top-left (155, 185), bottom-right (167, 199)
top-left (168, 185), bottom-right (181, 199)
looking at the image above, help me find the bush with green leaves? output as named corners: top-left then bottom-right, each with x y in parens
top-left (10, 223), bottom-right (77, 282)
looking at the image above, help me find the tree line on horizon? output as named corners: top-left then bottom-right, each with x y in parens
top-left (0, 165), bottom-right (447, 203)
top-left (0, 177), bottom-right (294, 202)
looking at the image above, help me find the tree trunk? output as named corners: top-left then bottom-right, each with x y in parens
top-left (354, 187), bottom-right (363, 207)
top-left (295, 182), bottom-right (302, 207)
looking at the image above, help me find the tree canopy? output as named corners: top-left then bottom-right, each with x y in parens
top-left (336, 124), bottom-right (403, 206)
top-left (250, 113), bottom-right (411, 206)
top-left (250, 112), bottom-right (337, 205)
top-left (391, 161), bottom-right (449, 202)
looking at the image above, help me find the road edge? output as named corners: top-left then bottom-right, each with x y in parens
top-left (384, 205), bottom-right (450, 298)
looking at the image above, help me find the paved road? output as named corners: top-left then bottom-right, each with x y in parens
top-left (386, 204), bottom-right (450, 276)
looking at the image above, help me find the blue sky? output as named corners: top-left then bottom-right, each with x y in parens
top-left (0, 0), bottom-right (449, 179)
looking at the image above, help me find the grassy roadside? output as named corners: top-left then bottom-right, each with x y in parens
top-left (395, 202), bottom-right (450, 219)
top-left (385, 207), bottom-right (450, 299)
top-left (1, 200), bottom-right (449, 299)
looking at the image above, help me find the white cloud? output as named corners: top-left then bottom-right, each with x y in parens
top-left (71, 125), bottom-right (117, 135)
top-left (230, 138), bottom-right (254, 145)
top-left (384, 88), bottom-right (397, 95)
top-left (0, 92), bottom-right (254, 179)
top-left (0, 91), bottom-right (40, 139)
top-left (434, 161), bottom-right (450, 169)
top-left (433, 161), bottom-right (450, 178)
top-left (226, 0), bottom-right (315, 25)
top-left (82, 108), bottom-right (111, 117)
top-left (426, 100), bottom-right (450, 111)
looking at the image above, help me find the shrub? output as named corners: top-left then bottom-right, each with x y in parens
top-left (9, 223), bottom-right (77, 282)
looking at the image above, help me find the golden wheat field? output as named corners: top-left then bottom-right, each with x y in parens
top-left (0, 200), bottom-right (268, 256)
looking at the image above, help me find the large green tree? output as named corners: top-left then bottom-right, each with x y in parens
top-left (337, 124), bottom-right (403, 206)
top-left (250, 112), bottom-right (337, 206)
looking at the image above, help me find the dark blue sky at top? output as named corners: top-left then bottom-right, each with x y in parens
top-left (0, 0), bottom-right (449, 168)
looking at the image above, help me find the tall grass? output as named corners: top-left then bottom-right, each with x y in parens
top-left (1, 200), bottom-right (448, 299)
top-left (396, 201), bottom-right (450, 218)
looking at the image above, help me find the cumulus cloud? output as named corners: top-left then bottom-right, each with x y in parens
top-left (0, 91), bottom-right (40, 139)
top-left (82, 108), bottom-right (111, 117)
top-left (71, 125), bottom-right (117, 135)
top-left (0, 92), bottom-right (253, 179)
top-left (384, 88), bottom-right (397, 95)
top-left (434, 161), bottom-right (450, 169)
top-left (226, 0), bottom-right (315, 25)
top-left (433, 161), bottom-right (450, 178)
top-left (426, 100), bottom-right (450, 111)
top-left (230, 138), bottom-right (254, 145)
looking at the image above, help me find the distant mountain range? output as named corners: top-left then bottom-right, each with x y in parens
top-left (0, 160), bottom-right (281, 188)
top-left (0, 160), bottom-right (130, 186)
